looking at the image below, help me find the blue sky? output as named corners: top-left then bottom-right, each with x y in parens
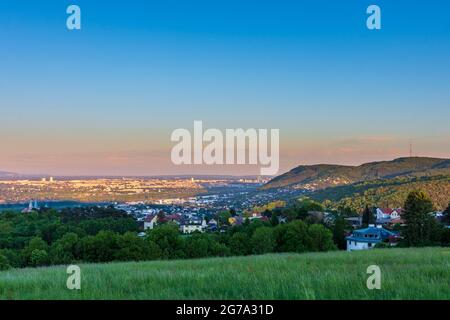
top-left (0, 0), bottom-right (449, 175)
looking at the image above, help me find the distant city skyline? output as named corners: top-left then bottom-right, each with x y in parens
top-left (1, 1), bottom-right (449, 176)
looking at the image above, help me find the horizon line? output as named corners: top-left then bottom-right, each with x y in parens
top-left (2, 155), bottom-right (448, 178)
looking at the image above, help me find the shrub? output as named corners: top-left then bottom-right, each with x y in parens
top-left (79, 231), bottom-right (119, 262)
top-left (0, 249), bottom-right (22, 268)
top-left (274, 220), bottom-right (311, 253)
top-left (229, 232), bottom-right (251, 256)
top-left (147, 223), bottom-right (185, 259)
top-left (0, 254), bottom-right (11, 271)
top-left (49, 232), bottom-right (79, 265)
top-left (308, 224), bottom-right (336, 251)
top-left (114, 232), bottom-right (153, 261)
top-left (30, 249), bottom-right (49, 267)
top-left (251, 227), bottom-right (276, 254)
top-left (182, 233), bottom-right (229, 258)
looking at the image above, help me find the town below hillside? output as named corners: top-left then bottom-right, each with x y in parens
top-left (0, 157), bottom-right (449, 272)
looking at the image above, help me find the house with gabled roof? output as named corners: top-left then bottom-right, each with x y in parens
top-left (143, 214), bottom-right (158, 230)
top-left (179, 216), bottom-right (207, 234)
top-left (376, 208), bottom-right (402, 220)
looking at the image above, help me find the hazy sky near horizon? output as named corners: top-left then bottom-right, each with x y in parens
top-left (1, 0), bottom-right (449, 176)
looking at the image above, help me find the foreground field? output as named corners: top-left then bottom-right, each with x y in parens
top-left (0, 247), bottom-right (449, 299)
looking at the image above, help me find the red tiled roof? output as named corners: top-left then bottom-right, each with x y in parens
top-left (144, 215), bottom-right (156, 222)
top-left (379, 208), bottom-right (402, 215)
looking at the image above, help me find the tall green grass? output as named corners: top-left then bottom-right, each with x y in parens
top-left (0, 247), bottom-right (449, 300)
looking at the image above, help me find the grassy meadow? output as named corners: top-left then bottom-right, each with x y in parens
top-left (0, 247), bottom-right (449, 300)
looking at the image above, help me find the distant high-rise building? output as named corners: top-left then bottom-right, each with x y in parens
top-left (49, 177), bottom-right (54, 182)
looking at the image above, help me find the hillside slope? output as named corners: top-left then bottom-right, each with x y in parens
top-left (0, 248), bottom-right (449, 299)
top-left (263, 157), bottom-right (450, 190)
top-left (310, 175), bottom-right (450, 211)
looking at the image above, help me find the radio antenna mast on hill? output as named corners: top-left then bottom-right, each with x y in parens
top-left (409, 139), bottom-right (413, 157)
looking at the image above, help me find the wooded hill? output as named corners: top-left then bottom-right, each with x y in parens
top-left (309, 175), bottom-right (450, 211)
top-left (263, 157), bottom-right (450, 190)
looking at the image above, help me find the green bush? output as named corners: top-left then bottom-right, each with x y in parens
top-left (308, 224), bottom-right (336, 251)
top-left (0, 249), bottom-right (22, 268)
top-left (0, 254), bottom-right (11, 271)
top-left (251, 227), bottom-right (276, 254)
top-left (274, 220), bottom-right (311, 253)
top-left (30, 249), bottom-right (49, 267)
top-left (229, 232), bottom-right (251, 255)
top-left (147, 223), bottom-right (185, 259)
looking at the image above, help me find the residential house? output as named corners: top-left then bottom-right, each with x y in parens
top-left (143, 214), bottom-right (158, 230)
top-left (179, 217), bottom-right (207, 234)
top-left (206, 219), bottom-right (218, 232)
top-left (376, 208), bottom-right (401, 220)
top-left (346, 224), bottom-right (399, 251)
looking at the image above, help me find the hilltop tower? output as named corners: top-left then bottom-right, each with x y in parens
top-left (409, 139), bottom-right (413, 157)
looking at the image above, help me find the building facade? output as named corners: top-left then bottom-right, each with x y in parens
top-left (346, 224), bottom-right (399, 251)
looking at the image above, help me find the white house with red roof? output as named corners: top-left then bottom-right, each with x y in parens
top-left (144, 214), bottom-right (158, 230)
top-left (376, 208), bottom-right (402, 221)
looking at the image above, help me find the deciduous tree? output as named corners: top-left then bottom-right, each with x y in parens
top-left (403, 190), bottom-right (435, 246)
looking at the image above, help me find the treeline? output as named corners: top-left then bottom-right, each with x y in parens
top-left (401, 191), bottom-right (450, 247)
top-left (0, 206), bottom-right (336, 270)
top-left (0, 206), bottom-right (138, 269)
top-left (1, 191), bottom-right (447, 271)
top-left (0, 206), bottom-right (139, 249)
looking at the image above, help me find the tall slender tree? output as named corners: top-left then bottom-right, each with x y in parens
top-left (362, 205), bottom-right (376, 227)
top-left (362, 205), bottom-right (370, 227)
top-left (403, 190), bottom-right (435, 246)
